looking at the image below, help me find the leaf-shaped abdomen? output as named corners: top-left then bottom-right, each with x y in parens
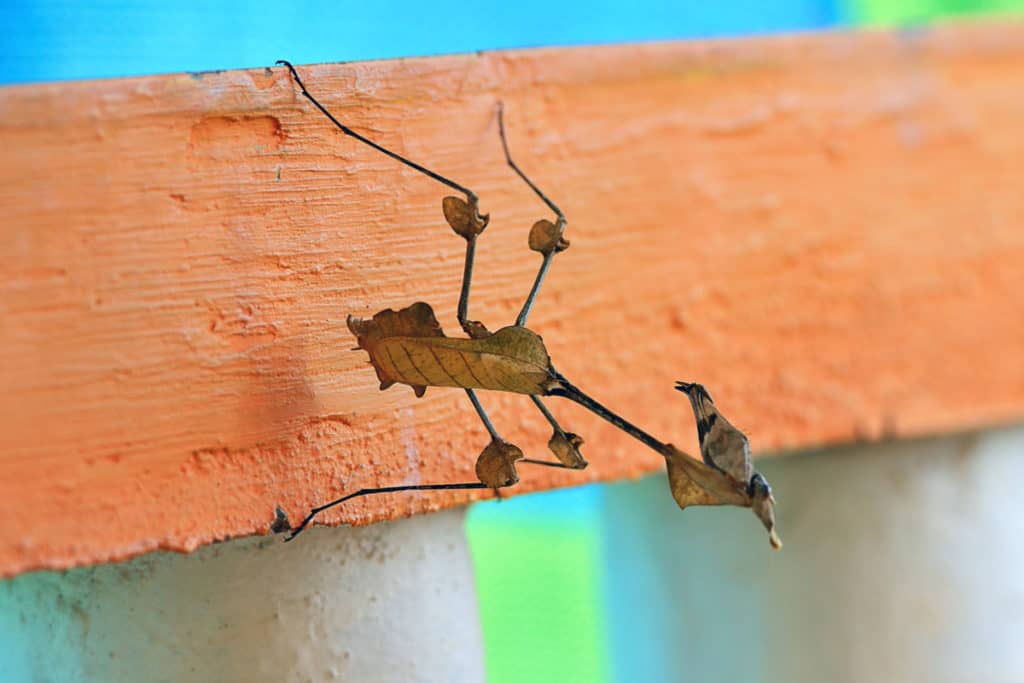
top-left (371, 326), bottom-right (553, 395)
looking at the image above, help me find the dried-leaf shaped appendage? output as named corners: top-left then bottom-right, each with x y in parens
top-left (443, 196), bottom-right (489, 239)
top-left (475, 439), bottom-right (524, 488)
top-left (348, 301), bottom-right (444, 339)
top-left (548, 431), bottom-right (586, 469)
top-left (348, 303), bottom-right (556, 396)
top-left (528, 219), bottom-right (570, 255)
top-left (664, 446), bottom-right (781, 550)
top-left (347, 302), bottom-right (444, 396)
top-left (664, 444), bottom-right (747, 509)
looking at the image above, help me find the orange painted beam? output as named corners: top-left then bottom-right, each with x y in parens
top-left (1, 24), bottom-right (1023, 576)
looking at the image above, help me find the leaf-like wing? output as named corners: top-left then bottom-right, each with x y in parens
top-left (348, 301), bottom-right (444, 342)
top-left (348, 305), bottom-right (554, 395)
top-left (461, 326), bottom-right (553, 394)
top-left (665, 445), bottom-right (782, 549)
top-left (347, 302), bottom-right (446, 394)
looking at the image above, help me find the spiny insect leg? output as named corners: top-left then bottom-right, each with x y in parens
top-left (531, 395), bottom-right (568, 435)
top-left (466, 388), bottom-right (500, 440)
top-left (497, 103), bottom-right (569, 328)
top-left (456, 235), bottom-right (486, 338)
top-left (520, 459), bottom-right (581, 470)
top-left (466, 389), bottom-right (526, 491)
top-left (286, 389), bottom-right (513, 542)
top-left (285, 481), bottom-right (490, 541)
top-left (279, 60), bottom-right (491, 337)
top-left (517, 251), bottom-right (554, 328)
top-left (498, 102), bottom-right (565, 223)
top-left (277, 60), bottom-right (476, 198)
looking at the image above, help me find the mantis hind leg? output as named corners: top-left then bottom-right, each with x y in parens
top-left (469, 389), bottom-right (586, 475)
top-left (285, 481), bottom-right (491, 541)
top-left (466, 388), bottom-right (500, 441)
top-left (465, 389), bottom-right (526, 491)
top-left (496, 103), bottom-right (570, 327)
top-left (285, 389), bottom-right (519, 542)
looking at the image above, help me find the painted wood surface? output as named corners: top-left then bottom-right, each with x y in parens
top-left (1, 24), bottom-right (1023, 575)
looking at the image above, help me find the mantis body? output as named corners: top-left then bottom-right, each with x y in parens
top-left (277, 61), bottom-right (780, 549)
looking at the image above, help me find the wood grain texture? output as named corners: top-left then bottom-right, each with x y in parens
top-left (2, 24), bottom-right (1023, 575)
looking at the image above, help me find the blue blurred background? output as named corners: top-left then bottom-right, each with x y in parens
top-left (4, 2), bottom-right (1021, 681)
top-left (7, 0), bottom-right (1019, 86)
top-left (4, 1), bottom-right (845, 84)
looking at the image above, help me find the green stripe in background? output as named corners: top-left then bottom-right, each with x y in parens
top-left (852, 0), bottom-right (1024, 23)
top-left (466, 486), bottom-right (611, 683)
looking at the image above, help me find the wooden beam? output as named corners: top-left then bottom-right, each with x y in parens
top-left (2, 24), bottom-right (1023, 576)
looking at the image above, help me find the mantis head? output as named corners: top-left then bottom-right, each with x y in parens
top-left (674, 380), bottom-right (712, 403)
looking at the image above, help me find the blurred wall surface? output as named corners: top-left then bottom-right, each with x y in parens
top-left (469, 425), bottom-right (1024, 683)
top-left (0, 510), bottom-right (485, 682)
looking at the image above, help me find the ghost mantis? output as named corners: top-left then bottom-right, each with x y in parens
top-left (277, 61), bottom-right (781, 549)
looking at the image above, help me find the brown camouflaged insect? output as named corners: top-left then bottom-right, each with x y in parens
top-left (277, 60), bottom-right (780, 549)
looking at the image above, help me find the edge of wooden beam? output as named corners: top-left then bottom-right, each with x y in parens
top-left (2, 23), bottom-right (1024, 575)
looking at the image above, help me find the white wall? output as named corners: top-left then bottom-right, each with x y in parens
top-left (600, 424), bottom-right (1024, 683)
top-left (0, 508), bottom-right (484, 683)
